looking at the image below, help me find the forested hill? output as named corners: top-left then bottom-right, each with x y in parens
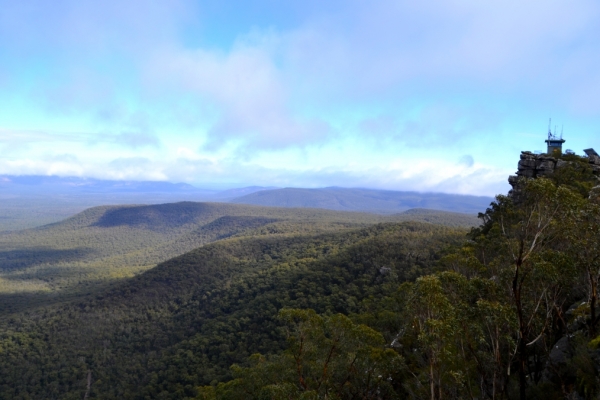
top-left (230, 187), bottom-right (493, 214)
top-left (0, 220), bottom-right (466, 399)
top-left (0, 202), bottom-right (372, 308)
top-left (0, 177), bottom-right (273, 231)
top-left (200, 153), bottom-right (600, 399)
top-left (0, 201), bottom-right (477, 313)
top-left (0, 175), bottom-right (488, 231)
top-left (3, 155), bottom-right (600, 399)
top-left (392, 207), bottom-right (479, 226)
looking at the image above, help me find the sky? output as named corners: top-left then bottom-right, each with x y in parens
top-left (1, 0), bottom-right (600, 196)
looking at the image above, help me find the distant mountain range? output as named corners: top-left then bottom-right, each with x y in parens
top-left (0, 175), bottom-right (212, 194)
top-left (0, 175), bottom-right (493, 216)
top-left (230, 187), bottom-right (492, 215)
top-left (210, 186), bottom-right (279, 200)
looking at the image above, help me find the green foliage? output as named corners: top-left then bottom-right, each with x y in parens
top-left (212, 309), bottom-right (403, 399)
top-left (0, 202), bottom-right (397, 313)
top-left (0, 197), bottom-right (89, 232)
top-left (0, 218), bottom-right (463, 399)
top-left (552, 154), bottom-right (598, 197)
top-left (391, 209), bottom-right (480, 228)
top-left (589, 336), bottom-right (600, 349)
top-left (2, 155), bottom-right (600, 399)
top-left (306, 174), bottom-right (599, 399)
top-left (172, 168), bottom-right (600, 399)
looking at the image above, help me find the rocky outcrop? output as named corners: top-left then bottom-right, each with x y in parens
top-left (508, 151), bottom-right (600, 200)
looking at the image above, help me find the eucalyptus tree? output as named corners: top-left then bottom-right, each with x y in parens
top-left (566, 192), bottom-right (600, 336)
top-left (207, 309), bottom-right (403, 400)
top-left (470, 178), bottom-right (583, 399)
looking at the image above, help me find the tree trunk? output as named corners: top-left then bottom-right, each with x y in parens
top-left (589, 269), bottom-right (598, 337)
top-left (517, 335), bottom-right (527, 400)
top-left (430, 360), bottom-right (435, 400)
top-left (83, 370), bottom-right (91, 400)
top-left (513, 252), bottom-right (527, 400)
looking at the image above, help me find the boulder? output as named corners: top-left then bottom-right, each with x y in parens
top-left (518, 159), bottom-right (536, 169)
top-left (548, 335), bottom-right (573, 366)
top-left (536, 160), bottom-right (556, 172)
top-left (556, 159), bottom-right (569, 169)
top-left (520, 151), bottom-right (535, 160)
top-left (541, 335), bottom-right (576, 385)
top-left (518, 169), bottom-right (535, 178)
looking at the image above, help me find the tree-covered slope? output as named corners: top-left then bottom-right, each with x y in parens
top-left (0, 221), bottom-right (466, 399)
top-left (390, 207), bottom-right (480, 227)
top-left (205, 154), bottom-right (600, 400)
top-left (0, 201), bottom-right (480, 304)
top-left (0, 202), bottom-right (401, 313)
top-left (4, 154), bottom-right (600, 399)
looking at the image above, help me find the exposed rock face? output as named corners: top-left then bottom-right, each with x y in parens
top-left (591, 185), bottom-right (600, 203)
top-left (591, 157), bottom-right (600, 175)
top-left (508, 151), bottom-right (600, 200)
top-left (516, 152), bottom-right (557, 178)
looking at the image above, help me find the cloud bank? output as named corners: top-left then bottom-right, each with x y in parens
top-left (0, 0), bottom-right (599, 195)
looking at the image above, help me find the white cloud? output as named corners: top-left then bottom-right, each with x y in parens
top-left (0, 147), bottom-right (509, 196)
top-left (0, 154), bottom-right (85, 177)
top-left (135, 0), bottom-right (600, 154)
top-left (280, 0), bottom-right (600, 105)
top-left (1, 0), bottom-right (599, 195)
top-left (145, 42), bottom-right (333, 150)
top-left (112, 132), bottom-right (160, 149)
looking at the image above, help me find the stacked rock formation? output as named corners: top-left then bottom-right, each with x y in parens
top-left (508, 151), bottom-right (600, 199)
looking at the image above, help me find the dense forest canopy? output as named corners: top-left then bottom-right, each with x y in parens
top-left (0, 153), bottom-right (599, 399)
top-left (205, 154), bottom-right (600, 399)
top-left (0, 202), bottom-right (476, 315)
top-left (0, 220), bottom-right (464, 399)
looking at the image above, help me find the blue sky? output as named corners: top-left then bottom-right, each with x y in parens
top-left (1, 0), bottom-right (600, 195)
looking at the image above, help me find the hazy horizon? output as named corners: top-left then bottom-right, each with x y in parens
top-left (2, 1), bottom-right (600, 196)
top-left (0, 173), bottom-right (497, 198)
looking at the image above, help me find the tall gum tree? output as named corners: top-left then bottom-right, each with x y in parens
top-left (471, 178), bottom-right (583, 399)
top-left (567, 195), bottom-right (600, 337)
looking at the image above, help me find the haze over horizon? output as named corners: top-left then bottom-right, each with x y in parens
top-left (2, 0), bottom-right (600, 196)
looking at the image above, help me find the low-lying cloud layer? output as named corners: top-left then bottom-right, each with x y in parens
top-left (1, 0), bottom-right (599, 195)
top-left (0, 150), bottom-right (510, 196)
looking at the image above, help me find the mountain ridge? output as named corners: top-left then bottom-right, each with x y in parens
top-left (231, 187), bottom-right (492, 214)
top-left (0, 175), bottom-right (490, 231)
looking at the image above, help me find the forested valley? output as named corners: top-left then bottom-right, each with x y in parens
top-left (0, 155), bottom-right (599, 399)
